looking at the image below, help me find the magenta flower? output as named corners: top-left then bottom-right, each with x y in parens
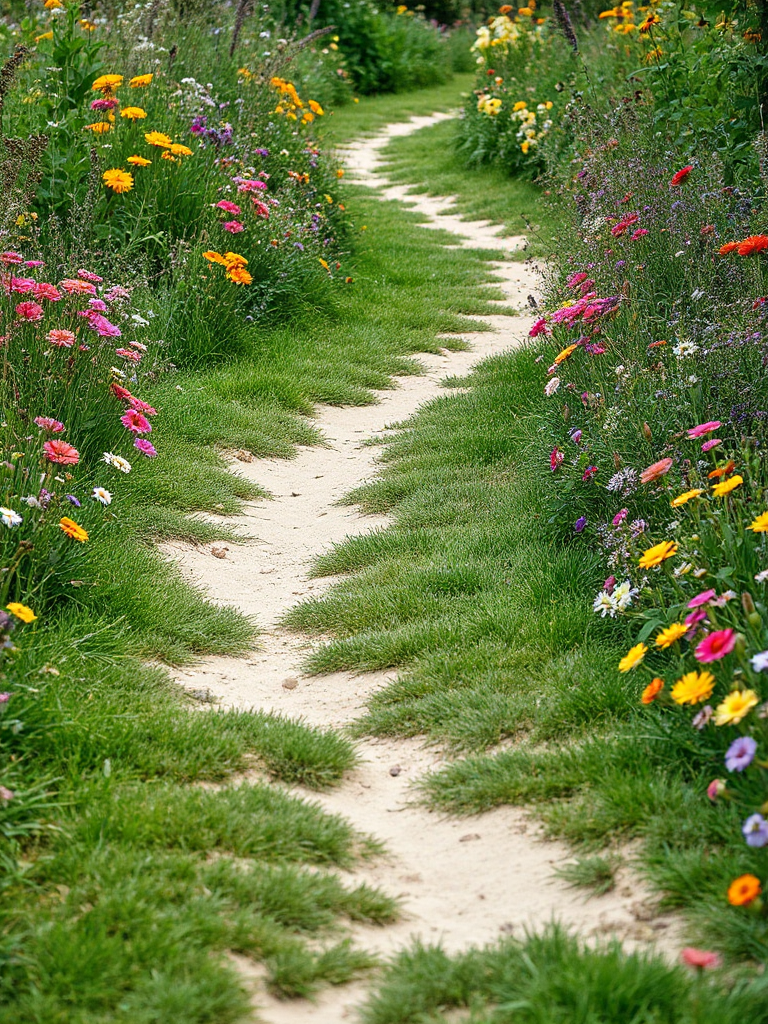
top-left (34, 416), bottom-right (65, 433)
top-left (32, 282), bottom-right (61, 302)
top-left (121, 409), bottom-right (152, 435)
top-left (529, 317), bottom-right (549, 338)
top-left (216, 199), bottom-right (241, 215)
top-left (685, 608), bottom-right (708, 629)
top-left (701, 439), bottom-right (721, 452)
top-left (128, 396), bottom-right (157, 416)
top-left (582, 465), bottom-right (598, 482)
top-left (223, 220), bottom-right (244, 233)
top-left (566, 272), bottom-right (588, 288)
top-left (134, 438), bottom-right (157, 457)
top-left (88, 298), bottom-right (108, 312)
top-left (687, 420), bottom-right (721, 439)
top-left (631, 228), bottom-right (649, 239)
top-left (612, 509), bottom-right (628, 526)
top-left (10, 277), bottom-right (36, 293)
top-left (82, 312), bottom-right (121, 337)
top-left (550, 447), bottom-right (564, 472)
top-left (15, 300), bottom-right (44, 321)
top-left (78, 269), bottom-right (103, 282)
top-left (695, 628), bottom-right (736, 663)
top-left (688, 589), bottom-right (716, 609)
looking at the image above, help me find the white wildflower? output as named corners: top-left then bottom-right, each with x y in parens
top-left (544, 377), bottom-right (560, 397)
top-left (0, 507), bottom-right (22, 527)
top-left (102, 452), bottom-right (131, 473)
top-left (593, 591), bottom-right (618, 617)
top-left (92, 487), bottom-right (112, 506)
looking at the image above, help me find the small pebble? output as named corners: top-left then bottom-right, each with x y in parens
top-left (210, 545), bottom-right (228, 559)
top-left (282, 678), bottom-right (298, 690)
top-left (389, 765), bottom-right (402, 777)
top-left (459, 833), bottom-right (481, 843)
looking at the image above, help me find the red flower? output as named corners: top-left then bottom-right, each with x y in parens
top-left (737, 234), bottom-right (768, 256)
top-left (550, 447), bottom-right (564, 472)
top-left (15, 300), bottom-right (44, 321)
top-left (110, 383), bottom-right (133, 400)
top-left (43, 439), bottom-right (79, 465)
top-left (718, 241), bottom-right (739, 255)
top-left (670, 165), bottom-right (693, 186)
top-left (120, 409), bottom-right (152, 435)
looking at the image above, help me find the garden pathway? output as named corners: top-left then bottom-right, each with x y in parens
top-left (164, 115), bottom-right (679, 1022)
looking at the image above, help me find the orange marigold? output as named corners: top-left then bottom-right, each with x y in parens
top-left (727, 874), bottom-right (762, 906)
top-left (737, 235), bottom-right (768, 256)
top-left (59, 517), bottom-right (89, 542)
top-left (641, 678), bottom-right (664, 704)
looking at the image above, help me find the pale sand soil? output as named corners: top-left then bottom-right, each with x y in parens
top-left (163, 116), bottom-right (681, 1022)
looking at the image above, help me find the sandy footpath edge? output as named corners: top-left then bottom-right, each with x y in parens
top-left (162, 115), bottom-right (681, 1022)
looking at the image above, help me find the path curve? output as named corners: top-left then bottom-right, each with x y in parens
top-left (164, 115), bottom-right (679, 1022)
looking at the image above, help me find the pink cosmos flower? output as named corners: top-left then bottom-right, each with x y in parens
top-left (550, 447), bottom-right (564, 472)
top-left (32, 282), bottom-right (61, 302)
top-left (215, 200), bottom-right (241, 215)
top-left (34, 416), bottom-right (65, 433)
top-left (78, 269), bottom-right (103, 282)
top-left (223, 220), bottom-right (244, 233)
top-left (640, 457), bottom-right (673, 484)
top-left (134, 438), bottom-right (157, 457)
top-left (529, 317), bottom-right (549, 338)
top-left (47, 328), bottom-right (76, 348)
top-left (688, 589), bottom-right (716, 609)
top-left (15, 301), bottom-right (44, 321)
top-left (701, 439), bottom-right (721, 452)
top-left (0, 251), bottom-right (24, 264)
top-left (43, 439), bottom-right (79, 465)
top-left (631, 228), bottom-right (649, 239)
top-left (687, 420), bottom-right (721, 439)
top-left (10, 277), bottom-right (36, 293)
top-left (128, 396), bottom-right (157, 416)
top-left (121, 409), bottom-right (152, 434)
top-left (252, 199), bottom-right (270, 219)
top-left (680, 947), bottom-right (721, 970)
top-left (115, 348), bottom-right (142, 362)
top-left (695, 628), bottom-right (736, 663)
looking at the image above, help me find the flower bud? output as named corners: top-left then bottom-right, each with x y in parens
top-left (742, 591), bottom-right (756, 616)
top-left (707, 779), bottom-right (727, 802)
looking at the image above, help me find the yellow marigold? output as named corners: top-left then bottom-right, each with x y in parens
top-left (227, 266), bottom-right (253, 285)
top-left (308, 100), bottom-right (324, 115)
top-left (203, 250), bottom-right (227, 265)
top-left (638, 540), bottom-right (678, 569)
top-left (655, 622), bottom-right (688, 649)
top-left (748, 511), bottom-right (768, 532)
top-left (129, 74), bottom-right (153, 87)
top-left (554, 343), bottom-right (578, 364)
top-left (161, 152), bottom-right (178, 162)
top-left (670, 488), bottom-right (704, 507)
top-left (92, 74), bottom-right (123, 93)
top-left (6, 602), bottom-right (36, 623)
top-left (714, 689), bottom-right (759, 726)
top-left (671, 670), bottom-right (715, 705)
top-left (127, 155), bottom-right (151, 166)
top-left (618, 642), bottom-right (647, 673)
top-left (120, 106), bottom-right (147, 120)
top-left (712, 474), bottom-right (743, 497)
top-left (144, 130), bottom-right (172, 148)
top-left (513, 100), bottom-right (527, 111)
top-left (169, 143), bottom-right (193, 156)
top-left (223, 251), bottom-right (248, 268)
top-left (85, 122), bottom-right (113, 133)
top-left (59, 517), bottom-right (89, 542)
top-left (728, 874), bottom-right (762, 906)
top-left (102, 169), bottom-right (134, 194)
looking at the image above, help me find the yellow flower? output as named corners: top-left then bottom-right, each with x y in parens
top-left (144, 130), bottom-right (172, 148)
top-left (44, 0), bottom-right (63, 8)
top-left (127, 155), bottom-right (151, 166)
top-left (513, 100), bottom-right (528, 111)
top-left (129, 74), bottom-right (153, 88)
top-left (638, 540), bottom-right (678, 569)
top-left (161, 152), bottom-right (178, 162)
top-left (92, 74), bottom-right (123, 93)
top-left (309, 100), bottom-right (324, 115)
top-left (671, 670), bottom-right (715, 705)
top-left (655, 622), bottom-right (688, 649)
top-left (102, 169), bottom-right (134, 194)
top-left (203, 250), bottom-right (227, 265)
top-left (670, 488), bottom-right (704, 507)
top-left (6, 602), bottom-right (36, 623)
top-left (521, 140), bottom-right (531, 154)
top-left (79, 19), bottom-right (97, 30)
top-left (223, 251), bottom-right (248, 268)
top-left (519, 6), bottom-right (533, 14)
top-left (120, 106), bottom-right (147, 120)
top-left (227, 266), bottom-right (252, 285)
top-left (618, 642), bottom-right (647, 672)
top-left (714, 689), bottom-right (759, 725)
top-left (319, 257), bottom-right (330, 271)
top-left (169, 143), bottom-right (193, 156)
top-left (748, 511), bottom-right (768, 532)
top-left (59, 517), bottom-right (89, 542)
top-left (84, 122), bottom-right (113, 133)
top-left (712, 474), bottom-right (743, 497)
top-left (35, 31), bottom-right (54, 42)
top-left (238, 67), bottom-right (253, 79)
top-left (554, 343), bottom-right (578, 364)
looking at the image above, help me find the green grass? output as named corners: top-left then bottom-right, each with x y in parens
top-left (361, 929), bottom-right (768, 1024)
top-left (554, 855), bottom-right (618, 897)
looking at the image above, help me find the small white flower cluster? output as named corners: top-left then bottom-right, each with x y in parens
top-left (592, 580), bottom-right (639, 618)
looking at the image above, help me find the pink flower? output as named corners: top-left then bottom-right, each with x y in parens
top-left (631, 228), bottom-right (649, 239)
top-left (695, 628), bottom-right (736, 663)
top-left (235, 177), bottom-right (266, 192)
top-left (34, 416), bottom-right (65, 433)
top-left (566, 272), bottom-right (588, 288)
top-left (604, 575), bottom-right (616, 594)
top-left (60, 278), bottom-right (96, 295)
top-left (115, 348), bottom-right (142, 362)
top-left (223, 220), bottom-right (244, 233)
top-left (701, 439), bottom-right (721, 452)
top-left (706, 779), bottom-right (726, 802)
top-left (88, 298), bottom-right (108, 312)
top-left (84, 313), bottom-right (121, 337)
top-left (46, 328), bottom-right (76, 348)
top-left (0, 786), bottom-right (13, 802)
top-left (111, 383), bottom-right (132, 400)
top-left (215, 199), bottom-right (242, 215)
top-left (25, 260), bottom-right (44, 268)
top-left (43, 439), bottom-right (79, 465)
top-left (32, 282), bottom-right (61, 302)
top-left (121, 409), bottom-right (152, 434)
top-left (687, 420), bottom-right (721, 439)
top-left (10, 277), bottom-right (36, 293)
top-left (129, 341), bottom-right (147, 351)
top-left (78, 269), bottom-right (103, 282)
top-left (15, 300), bottom-right (44, 321)
top-left (0, 251), bottom-right (24, 264)
top-left (680, 947), bottom-right (721, 970)
top-left (612, 508), bottom-right (628, 526)
top-left (670, 165), bottom-right (693, 186)
top-left (685, 608), bottom-right (707, 629)
top-left (582, 465), bottom-right (598, 481)
top-left (688, 589), bottom-right (716, 609)
top-left (252, 199), bottom-right (270, 219)
top-left (90, 98), bottom-right (118, 111)
top-left (640, 457), bottom-right (673, 484)
top-left (134, 438), bottom-right (157, 457)
top-left (550, 447), bottom-right (564, 472)
top-left (128, 396), bottom-right (157, 416)
top-left (104, 285), bottom-right (131, 302)
top-left (529, 317), bottom-right (549, 338)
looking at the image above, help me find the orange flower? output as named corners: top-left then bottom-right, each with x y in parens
top-left (227, 266), bottom-right (252, 285)
top-left (641, 678), bottom-right (664, 704)
top-left (718, 241), bottom-right (740, 255)
top-left (708, 460), bottom-right (735, 479)
top-left (727, 874), bottom-right (762, 906)
top-left (554, 343), bottom-right (578, 364)
top-left (737, 235), bottom-right (768, 256)
top-left (203, 250), bottom-right (227, 265)
top-left (59, 517), bottom-right (89, 542)
top-left (640, 457), bottom-right (673, 484)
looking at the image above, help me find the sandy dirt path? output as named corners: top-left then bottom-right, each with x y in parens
top-left (164, 115), bottom-right (680, 1022)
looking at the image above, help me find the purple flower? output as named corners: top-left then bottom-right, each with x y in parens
top-left (66, 495), bottom-right (81, 507)
top-left (743, 813), bottom-right (768, 848)
top-left (692, 704), bottom-right (713, 730)
top-left (134, 438), bottom-right (157, 457)
top-left (570, 429), bottom-right (582, 444)
top-left (574, 516), bottom-right (587, 533)
top-left (725, 735), bottom-right (757, 772)
top-left (254, 148), bottom-right (269, 157)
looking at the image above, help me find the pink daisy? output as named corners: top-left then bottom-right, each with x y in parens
top-left (88, 298), bottom-right (108, 312)
top-left (128, 396), bottom-right (157, 415)
top-left (47, 328), bottom-right (76, 348)
top-left (223, 220), bottom-right (245, 233)
top-left (10, 277), bottom-right (36, 293)
top-left (688, 589), bottom-right (716, 609)
top-left (84, 313), bottom-right (121, 337)
top-left (43, 439), bottom-right (79, 465)
top-left (695, 628), bottom-right (736, 663)
top-left (252, 199), bottom-right (270, 219)
top-left (121, 409), bottom-right (152, 434)
top-left (110, 383), bottom-right (133, 400)
top-left (34, 416), bottom-right (65, 433)
top-left (78, 269), bottom-right (103, 282)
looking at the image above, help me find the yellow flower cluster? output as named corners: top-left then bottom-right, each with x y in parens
top-left (511, 100), bottom-right (554, 153)
top-left (203, 250), bottom-right (253, 286)
top-left (270, 77), bottom-right (324, 125)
